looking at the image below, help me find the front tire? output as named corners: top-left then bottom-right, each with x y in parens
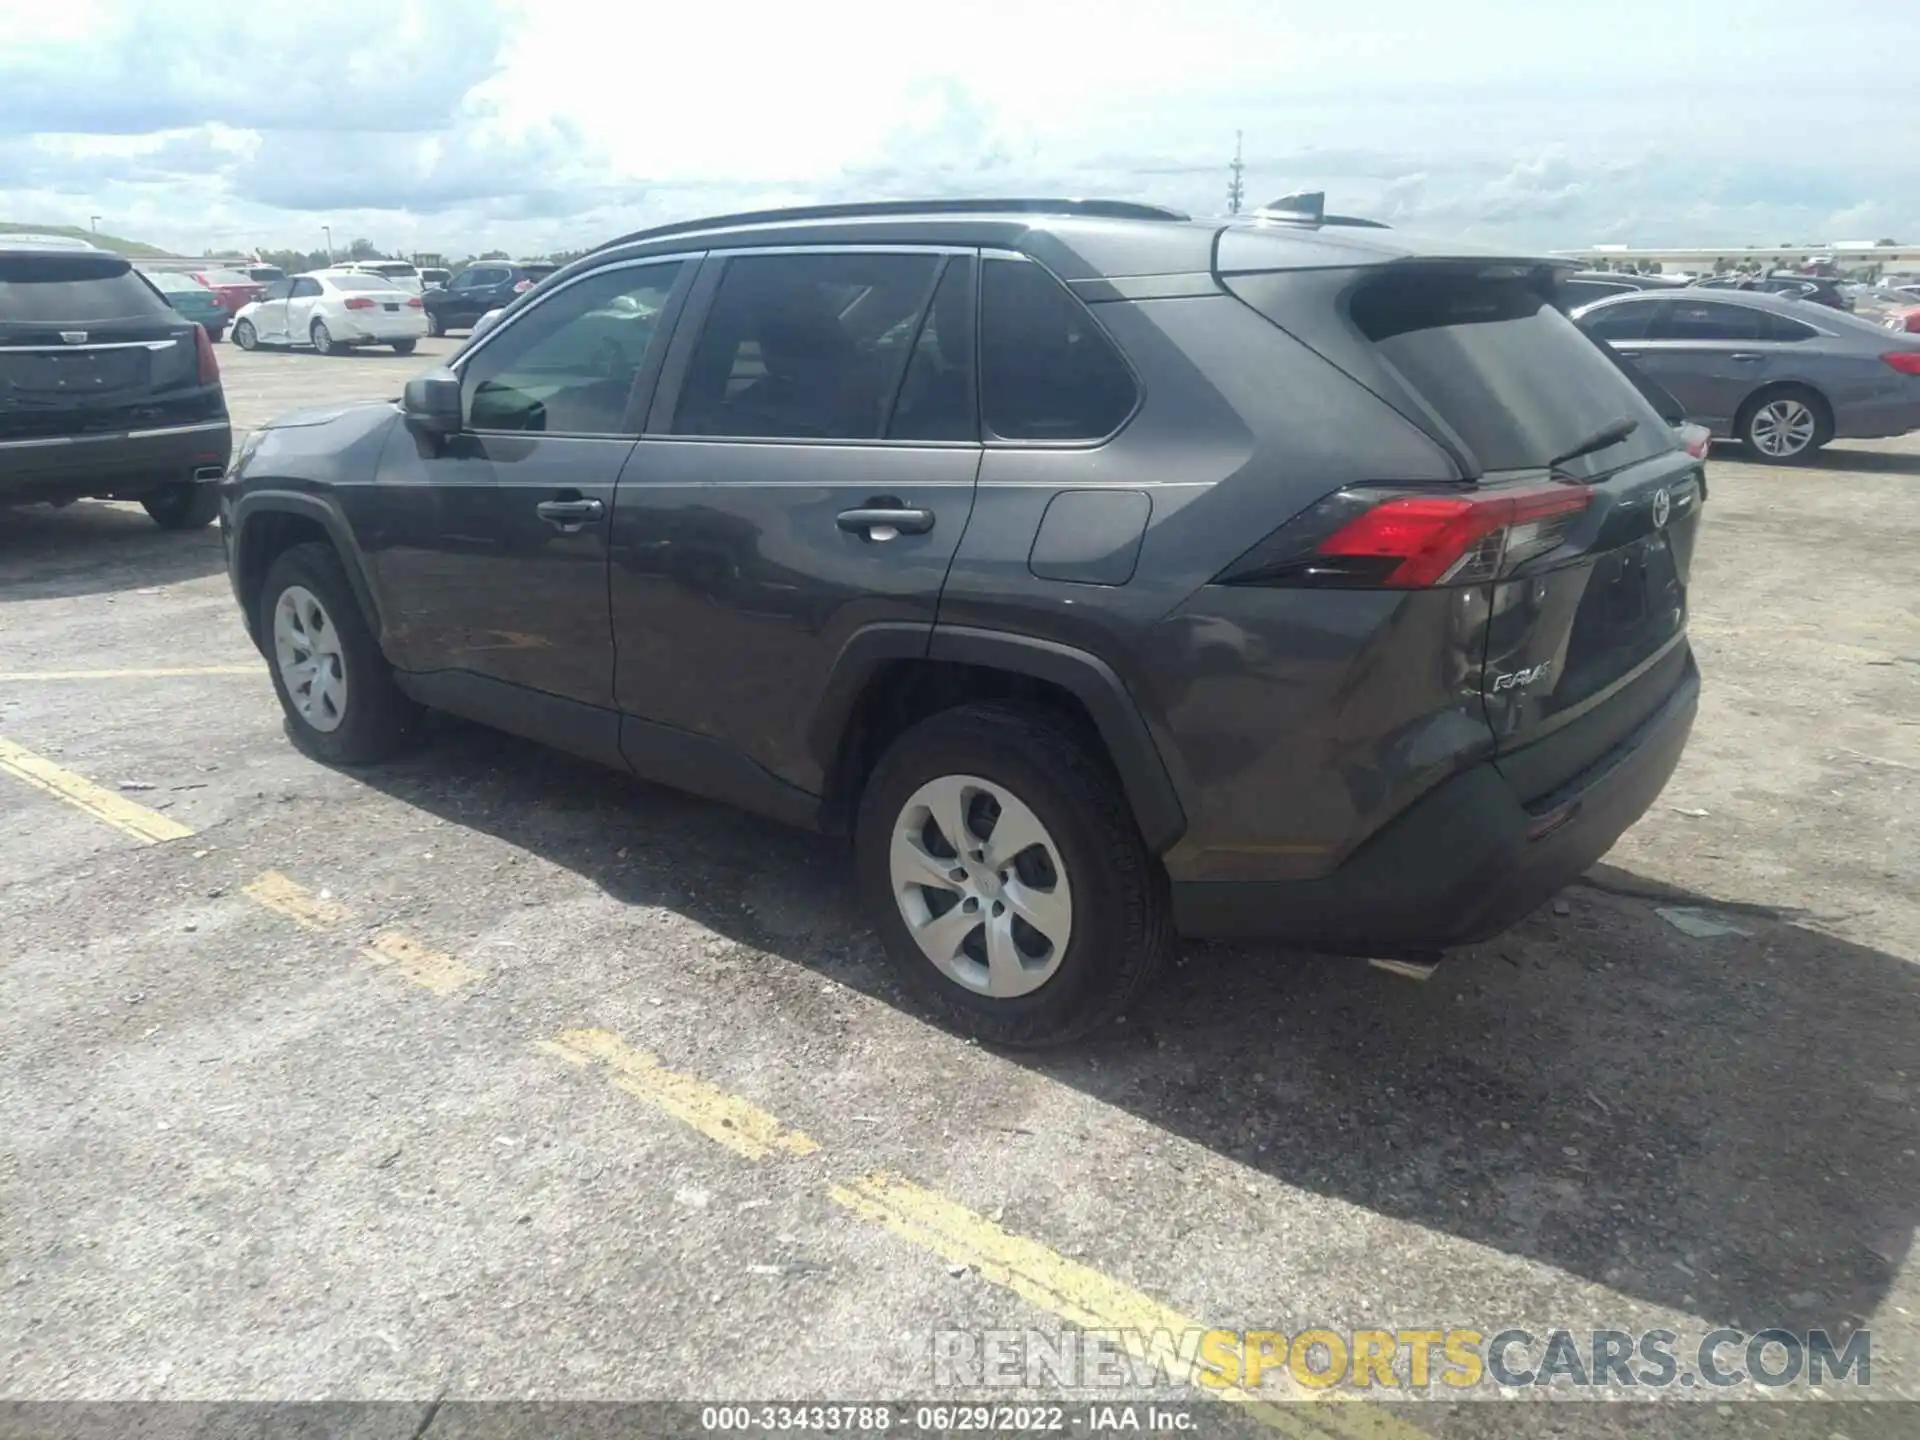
top-left (391, 339), bottom-right (417, 355)
top-left (142, 483), bottom-right (220, 530)
top-left (310, 319), bottom-right (338, 356)
top-left (1739, 385), bottom-right (1830, 463)
top-left (855, 702), bottom-right (1172, 1047)
top-left (233, 319), bottom-right (257, 351)
top-left (258, 542), bottom-right (419, 765)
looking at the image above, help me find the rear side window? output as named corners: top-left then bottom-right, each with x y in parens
top-left (980, 258), bottom-right (1137, 441)
top-left (671, 251), bottom-right (941, 440)
top-left (1351, 269), bottom-right (1670, 476)
top-left (0, 255), bottom-right (172, 324)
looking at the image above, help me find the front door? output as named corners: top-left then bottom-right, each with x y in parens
top-left (285, 276), bottom-right (324, 346)
top-left (366, 257), bottom-right (695, 754)
top-left (610, 247), bottom-right (982, 798)
top-left (251, 278), bottom-right (292, 342)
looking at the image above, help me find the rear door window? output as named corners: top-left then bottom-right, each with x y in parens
top-left (670, 250), bottom-right (942, 440)
top-left (0, 255), bottom-right (173, 324)
top-left (980, 257), bottom-right (1137, 441)
top-left (1648, 300), bottom-right (1765, 342)
top-left (1351, 269), bottom-right (1670, 477)
top-left (1763, 311), bottom-right (1820, 341)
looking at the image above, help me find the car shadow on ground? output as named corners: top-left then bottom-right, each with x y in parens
top-left (0, 502), bottom-right (228, 601)
top-left (1803, 446), bottom-right (1920, 477)
top-left (360, 718), bottom-right (1920, 1353)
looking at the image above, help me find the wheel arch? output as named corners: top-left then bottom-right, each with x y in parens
top-left (1736, 378), bottom-right (1834, 436)
top-left (813, 624), bottom-right (1187, 855)
top-left (230, 492), bottom-right (385, 655)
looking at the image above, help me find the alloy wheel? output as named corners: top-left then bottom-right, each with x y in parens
top-left (887, 773), bottom-right (1073, 998)
top-left (1749, 398), bottom-right (1817, 458)
top-left (272, 585), bottom-right (349, 732)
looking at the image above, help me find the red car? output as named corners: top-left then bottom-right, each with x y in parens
top-left (1887, 306), bottom-right (1920, 335)
top-left (193, 267), bottom-right (267, 317)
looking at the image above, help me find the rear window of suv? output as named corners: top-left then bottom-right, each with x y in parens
top-left (0, 254), bottom-right (173, 324)
top-left (1350, 268), bottom-right (1672, 477)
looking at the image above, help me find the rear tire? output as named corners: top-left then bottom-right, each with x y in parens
top-left (208, 326), bottom-right (226, 344)
top-left (426, 312), bottom-right (445, 338)
top-left (391, 339), bottom-right (417, 355)
top-left (310, 319), bottom-right (338, 356)
top-left (258, 542), bottom-right (419, 765)
top-left (855, 702), bottom-right (1172, 1047)
top-left (1738, 385), bottom-right (1830, 463)
top-left (233, 319), bottom-right (257, 351)
top-left (142, 483), bottom-right (220, 530)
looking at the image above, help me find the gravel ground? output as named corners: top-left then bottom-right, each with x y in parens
top-left (1, 338), bottom-right (1916, 1438)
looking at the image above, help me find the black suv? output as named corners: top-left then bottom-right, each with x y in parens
top-left (3, 236), bottom-right (231, 528)
top-left (422, 261), bottom-right (558, 336)
top-left (222, 198), bottom-right (1702, 1044)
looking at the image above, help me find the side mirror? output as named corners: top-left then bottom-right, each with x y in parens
top-left (402, 369), bottom-right (462, 436)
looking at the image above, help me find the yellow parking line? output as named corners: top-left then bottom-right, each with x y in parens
top-left (243, 871), bottom-right (351, 932)
top-left (0, 735), bottom-right (194, 843)
top-left (361, 930), bottom-right (484, 996)
top-left (832, 1173), bottom-right (1427, 1440)
top-left (537, 1026), bottom-right (819, 1160)
top-left (0, 666), bottom-right (258, 682)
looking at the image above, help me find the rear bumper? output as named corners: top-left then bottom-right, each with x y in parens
top-left (1833, 396), bottom-right (1920, 441)
top-left (334, 312), bottom-right (428, 343)
top-left (0, 419), bottom-right (232, 505)
top-left (1171, 658), bottom-right (1699, 949)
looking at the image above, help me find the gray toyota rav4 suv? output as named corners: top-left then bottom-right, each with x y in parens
top-left (222, 197), bottom-right (1702, 1045)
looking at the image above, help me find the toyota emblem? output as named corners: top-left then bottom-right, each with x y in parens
top-left (1651, 488), bottom-right (1671, 529)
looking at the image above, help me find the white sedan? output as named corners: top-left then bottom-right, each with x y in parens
top-left (230, 271), bottom-right (429, 356)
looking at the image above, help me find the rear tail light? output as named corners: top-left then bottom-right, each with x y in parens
top-left (513, 279), bottom-right (533, 293)
top-left (193, 324), bottom-right (219, 385)
top-left (1677, 422), bottom-right (1712, 460)
top-left (1882, 351), bottom-right (1920, 376)
top-left (1218, 482), bottom-right (1592, 590)
top-left (406, 296), bottom-right (424, 308)
top-left (343, 296), bottom-right (376, 310)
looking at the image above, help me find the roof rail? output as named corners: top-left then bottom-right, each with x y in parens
top-left (591, 197), bottom-right (1192, 256)
top-left (1250, 191), bottom-right (1391, 230)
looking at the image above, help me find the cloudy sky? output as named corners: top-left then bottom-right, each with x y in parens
top-left (1, 0), bottom-right (1915, 258)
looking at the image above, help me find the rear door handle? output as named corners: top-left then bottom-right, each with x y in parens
top-left (1614, 349), bottom-right (1645, 359)
top-left (1728, 352), bottom-right (1765, 362)
top-left (535, 497), bottom-right (605, 530)
top-left (837, 506), bottom-right (934, 541)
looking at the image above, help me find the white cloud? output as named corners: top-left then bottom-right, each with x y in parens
top-left (1, 0), bottom-right (1916, 256)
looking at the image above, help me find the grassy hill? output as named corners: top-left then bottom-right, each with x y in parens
top-left (0, 221), bottom-right (172, 257)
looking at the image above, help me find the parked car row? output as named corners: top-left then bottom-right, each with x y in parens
top-left (1559, 268), bottom-right (1861, 312)
top-left (231, 271), bottom-right (428, 355)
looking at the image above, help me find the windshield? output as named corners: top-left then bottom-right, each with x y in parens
top-left (329, 274), bottom-right (392, 292)
top-left (198, 269), bottom-right (254, 287)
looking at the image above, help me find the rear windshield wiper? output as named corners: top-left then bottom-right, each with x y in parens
top-left (1549, 415), bottom-right (1640, 471)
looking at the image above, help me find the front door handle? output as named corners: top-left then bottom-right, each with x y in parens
top-left (1614, 349), bottom-right (1645, 359)
top-left (535, 496), bottom-right (605, 531)
top-left (837, 506), bottom-right (934, 541)
top-left (1728, 352), bottom-right (1765, 362)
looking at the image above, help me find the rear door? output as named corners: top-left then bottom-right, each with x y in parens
top-left (608, 246), bottom-right (981, 797)
top-left (1348, 268), bottom-right (1702, 782)
top-left (0, 250), bottom-right (205, 446)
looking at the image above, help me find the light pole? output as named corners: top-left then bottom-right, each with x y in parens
top-left (322, 225), bottom-right (333, 262)
top-left (89, 215), bottom-right (101, 233)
